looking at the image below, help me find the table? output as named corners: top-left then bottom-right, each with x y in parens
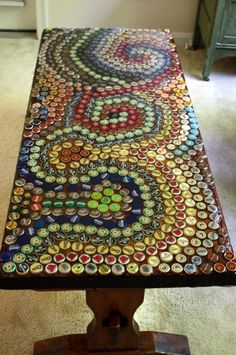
top-left (0, 28), bottom-right (235, 354)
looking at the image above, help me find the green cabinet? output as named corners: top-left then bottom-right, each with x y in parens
top-left (193, 0), bottom-right (236, 80)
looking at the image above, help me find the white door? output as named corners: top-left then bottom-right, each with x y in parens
top-left (0, 0), bottom-right (36, 30)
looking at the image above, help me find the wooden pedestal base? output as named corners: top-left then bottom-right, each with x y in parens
top-left (33, 289), bottom-right (190, 355)
top-left (34, 331), bottom-right (190, 355)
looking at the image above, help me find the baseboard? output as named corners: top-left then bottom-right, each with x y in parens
top-left (0, 1), bottom-right (24, 6)
top-left (0, 30), bottom-right (36, 38)
top-left (173, 32), bottom-right (193, 48)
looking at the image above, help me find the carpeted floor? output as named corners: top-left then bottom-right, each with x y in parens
top-left (0, 36), bottom-right (235, 355)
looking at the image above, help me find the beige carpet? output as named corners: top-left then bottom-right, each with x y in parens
top-left (0, 36), bottom-right (235, 355)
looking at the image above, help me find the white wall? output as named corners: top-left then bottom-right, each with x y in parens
top-left (37, 0), bottom-right (198, 39)
top-left (0, 0), bottom-right (36, 29)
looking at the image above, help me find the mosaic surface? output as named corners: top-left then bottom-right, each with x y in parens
top-left (0, 28), bottom-right (235, 280)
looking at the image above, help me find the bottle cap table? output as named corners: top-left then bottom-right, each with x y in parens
top-left (0, 28), bottom-right (235, 354)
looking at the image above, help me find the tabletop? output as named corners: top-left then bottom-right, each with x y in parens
top-left (0, 28), bottom-right (235, 290)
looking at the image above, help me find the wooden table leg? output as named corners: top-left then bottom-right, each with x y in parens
top-left (86, 288), bottom-right (144, 351)
top-left (34, 289), bottom-right (190, 355)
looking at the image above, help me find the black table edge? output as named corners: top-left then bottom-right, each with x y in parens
top-left (0, 273), bottom-right (235, 290)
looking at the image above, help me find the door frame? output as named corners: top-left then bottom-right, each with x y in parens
top-left (35, 0), bottom-right (48, 39)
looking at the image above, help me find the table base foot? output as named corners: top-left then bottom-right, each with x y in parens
top-left (33, 331), bottom-right (190, 355)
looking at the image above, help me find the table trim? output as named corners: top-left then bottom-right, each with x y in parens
top-left (0, 272), bottom-right (235, 290)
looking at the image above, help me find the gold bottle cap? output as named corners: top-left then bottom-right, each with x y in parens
top-left (40, 254), bottom-right (52, 264)
top-left (47, 245), bottom-right (60, 255)
top-left (98, 264), bottom-right (111, 275)
top-left (126, 263), bottom-right (139, 274)
top-left (148, 256), bottom-right (160, 267)
top-left (71, 242), bottom-right (83, 252)
top-left (59, 240), bottom-right (71, 250)
top-left (84, 245), bottom-right (96, 255)
top-left (110, 246), bottom-right (122, 256)
top-left (97, 245), bottom-right (109, 255)
top-left (30, 263), bottom-right (43, 274)
top-left (72, 263), bottom-right (84, 274)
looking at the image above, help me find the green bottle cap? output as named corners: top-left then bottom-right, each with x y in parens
top-left (139, 216), bottom-right (151, 225)
top-left (30, 236), bottom-right (43, 246)
top-left (111, 194), bottom-right (122, 202)
top-left (61, 223), bottom-right (73, 233)
top-left (68, 176), bottom-right (80, 184)
top-left (2, 262), bottom-right (16, 273)
top-left (103, 188), bottom-right (114, 197)
top-left (56, 176), bottom-right (67, 184)
top-left (65, 200), bottom-right (75, 207)
top-left (54, 201), bottom-right (64, 208)
top-left (91, 192), bottom-right (102, 200)
top-left (101, 196), bottom-right (111, 204)
top-left (97, 227), bottom-right (109, 237)
top-left (42, 200), bottom-right (52, 207)
top-left (76, 201), bottom-right (86, 208)
top-left (13, 253), bottom-right (26, 264)
top-left (110, 228), bottom-right (121, 238)
top-left (109, 203), bottom-right (120, 212)
top-left (87, 200), bottom-right (99, 209)
top-left (98, 204), bottom-right (109, 213)
top-left (48, 223), bottom-right (60, 232)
